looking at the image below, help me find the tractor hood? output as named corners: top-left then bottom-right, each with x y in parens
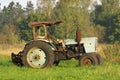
top-left (64, 37), bottom-right (98, 53)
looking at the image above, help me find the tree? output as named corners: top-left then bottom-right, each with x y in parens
top-left (0, 3), bottom-right (2, 27)
top-left (0, 25), bottom-right (20, 44)
top-left (51, 0), bottom-right (91, 39)
top-left (15, 2), bottom-right (25, 23)
top-left (0, 1), bottom-right (24, 26)
top-left (25, 1), bottom-right (34, 15)
top-left (37, 0), bottom-right (56, 19)
top-left (92, 0), bottom-right (120, 43)
top-left (0, 3), bottom-right (1, 11)
top-left (17, 1), bottom-right (45, 41)
top-left (17, 1), bottom-right (34, 41)
top-left (109, 13), bottom-right (120, 43)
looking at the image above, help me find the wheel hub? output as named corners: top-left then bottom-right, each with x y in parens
top-left (83, 59), bottom-right (92, 65)
top-left (27, 47), bottom-right (46, 68)
top-left (81, 58), bottom-right (93, 66)
top-left (34, 54), bottom-right (40, 60)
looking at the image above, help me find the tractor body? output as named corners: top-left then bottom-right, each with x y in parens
top-left (11, 21), bottom-right (103, 68)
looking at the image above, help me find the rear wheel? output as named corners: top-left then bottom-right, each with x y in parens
top-left (79, 53), bottom-right (98, 66)
top-left (22, 41), bottom-right (54, 68)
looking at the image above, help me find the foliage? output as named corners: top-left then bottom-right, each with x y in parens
top-left (37, 0), bottom-right (56, 19)
top-left (0, 1), bottom-right (25, 43)
top-left (0, 0), bottom-right (120, 43)
top-left (0, 25), bottom-right (20, 44)
top-left (87, 25), bottom-right (105, 42)
top-left (51, 0), bottom-right (91, 39)
top-left (92, 0), bottom-right (120, 43)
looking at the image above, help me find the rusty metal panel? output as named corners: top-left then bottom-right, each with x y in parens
top-left (28, 21), bottom-right (62, 27)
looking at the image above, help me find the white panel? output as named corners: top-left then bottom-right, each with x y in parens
top-left (64, 37), bottom-right (98, 53)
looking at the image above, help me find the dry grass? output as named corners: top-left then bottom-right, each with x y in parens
top-left (0, 43), bottom-right (25, 56)
top-left (97, 44), bottom-right (106, 58)
top-left (97, 43), bottom-right (120, 62)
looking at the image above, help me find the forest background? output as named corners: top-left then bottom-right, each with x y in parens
top-left (0, 0), bottom-right (119, 44)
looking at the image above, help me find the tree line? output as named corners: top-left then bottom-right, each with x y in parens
top-left (0, 0), bottom-right (120, 44)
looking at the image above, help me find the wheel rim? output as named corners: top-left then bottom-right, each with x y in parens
top-left (81, 57), bottom-right (93, 66)
top-left (27, 47), bottom-right (46, 68)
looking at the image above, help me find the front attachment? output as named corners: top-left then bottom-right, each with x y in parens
top-left (11, 51), bottom-right (23, 66)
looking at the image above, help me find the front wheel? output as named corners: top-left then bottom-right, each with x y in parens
top-left (95, 53), bottom-right (103, 65)
top-left (79, 53), bottom-right (98, 66)
top-left (22, 41), bottom-right (54, 68)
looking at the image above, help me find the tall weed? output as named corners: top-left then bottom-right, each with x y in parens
top-left (99, 44), bottom-right (120, 62)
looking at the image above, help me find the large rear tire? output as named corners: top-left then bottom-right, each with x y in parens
top-left (79, 53), bottom-right (98, 66)
top-left (22, 41), bottom-right (54, 68)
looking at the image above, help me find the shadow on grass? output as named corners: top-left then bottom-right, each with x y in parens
top-left (54, 60), bottom-right (80, 68)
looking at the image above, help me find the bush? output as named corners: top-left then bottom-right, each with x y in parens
top-left (86, 25), bottom-right (105, 43)
top-left (0, 25), bottom-right (20, 44)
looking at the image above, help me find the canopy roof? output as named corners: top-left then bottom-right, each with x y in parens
top-left (28, 21), bottom-right (62, 27)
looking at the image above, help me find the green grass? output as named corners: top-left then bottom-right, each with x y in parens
top-left (0, 55), bottom-right (120, 80)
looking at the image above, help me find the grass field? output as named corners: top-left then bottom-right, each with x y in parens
top-left (0, 55), bottom-right (120, 80)
top-left (0, 44), bottom-right (120, 80)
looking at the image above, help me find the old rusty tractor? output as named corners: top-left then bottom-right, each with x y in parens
top-left (11, 21), bottom-right (103, 68)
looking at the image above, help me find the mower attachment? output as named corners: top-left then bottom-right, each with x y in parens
top-left (11, 51), bottom-right (23, 66)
